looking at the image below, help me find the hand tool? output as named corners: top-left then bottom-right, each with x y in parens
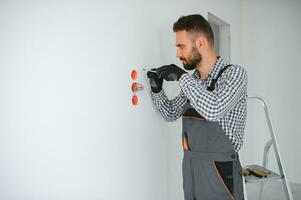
top-left (142, 68), bottom-right (157, 73)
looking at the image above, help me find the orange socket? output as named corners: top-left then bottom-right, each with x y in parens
top-left (131, 70), bottom-right (137, 80)
top-left (132, 82), bottom-right (137, 91)
top-left (132, 95), bottom-right (138, 105)
top-left (131, 82), bottom-right (143, 92)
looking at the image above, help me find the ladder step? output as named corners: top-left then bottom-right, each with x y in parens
top-left (243, 164), bottom-right (283, 183)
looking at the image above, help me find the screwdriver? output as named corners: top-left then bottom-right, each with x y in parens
top-left (242, 167), bottom-right (270, 178)
top-left (251, 168), bottom-right (269, 178)
top-left (142, 68), bottom-right (157, 73)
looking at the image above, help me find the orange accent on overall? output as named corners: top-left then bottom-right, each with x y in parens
top-left (212, 161), bottom-right (236, 200)
top-left (182, 137), bottom-right (189, 150)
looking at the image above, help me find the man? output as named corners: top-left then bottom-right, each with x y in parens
top-left (147, 14), bottom-right (247, 200)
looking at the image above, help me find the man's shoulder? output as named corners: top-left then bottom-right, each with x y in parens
top-left (224, 64), bottom-right (247, 78)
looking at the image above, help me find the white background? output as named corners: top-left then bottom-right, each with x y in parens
top-left (0, 0), bottom-right (300, 199)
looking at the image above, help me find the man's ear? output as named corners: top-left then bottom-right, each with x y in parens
top-left (195, 34), bottom-right (206, 52)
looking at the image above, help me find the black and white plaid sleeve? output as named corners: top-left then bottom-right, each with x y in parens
top-left (151, 90), bottom-right (187, 122)
top-left (178, 65), bottom-right (247, 121)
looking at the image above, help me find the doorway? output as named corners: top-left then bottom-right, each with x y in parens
top-left (208, 13), bottom-right (231, 63)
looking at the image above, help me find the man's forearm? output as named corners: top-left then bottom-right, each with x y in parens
top-left (151, 90), bottom-right (187, 122)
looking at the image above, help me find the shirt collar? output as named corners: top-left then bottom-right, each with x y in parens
top-left (192, 56), bottom-right (227, 80)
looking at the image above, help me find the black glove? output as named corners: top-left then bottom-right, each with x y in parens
top-left (156, 64), bottom-right (187, 81)
top-left (147, 68), bottom-right (163, 93)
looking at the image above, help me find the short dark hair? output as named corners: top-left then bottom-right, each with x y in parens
top-left (173, 14), bottom-right (214, 46)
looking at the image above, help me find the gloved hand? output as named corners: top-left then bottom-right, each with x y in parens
top-left (156, 64), bottom-right (187, 81)
top-left (147, 68), bottom-right (163, 93)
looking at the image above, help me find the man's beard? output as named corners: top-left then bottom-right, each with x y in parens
top-left (182, 46), bottom-right (202, 70)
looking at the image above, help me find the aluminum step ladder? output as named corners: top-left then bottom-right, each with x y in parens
top-left (242, 96), bottom-right (294, 200)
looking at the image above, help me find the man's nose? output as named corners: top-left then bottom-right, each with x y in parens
top-left (176, 49), bottom-right (182, 58)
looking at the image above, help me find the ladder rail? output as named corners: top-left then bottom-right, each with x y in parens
top-left (263, 139), bottom-right (273, 168)
top-left (247, 96), bottom-right (294, 200)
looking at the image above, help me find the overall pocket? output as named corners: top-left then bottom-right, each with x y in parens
top-left (212, 161), bottom-right (236, 200)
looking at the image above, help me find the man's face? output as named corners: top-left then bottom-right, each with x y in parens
top-left (175, 30), bottom-right (202, 70)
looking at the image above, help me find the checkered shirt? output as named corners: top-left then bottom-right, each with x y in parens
top-left (151, 57), bottom-right (248, 152)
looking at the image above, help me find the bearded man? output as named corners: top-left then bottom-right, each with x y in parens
top-left (147, 14), bottom-right (247, 200)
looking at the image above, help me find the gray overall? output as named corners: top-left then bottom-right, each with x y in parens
top-left (181, 65), bottom-right (244, 200)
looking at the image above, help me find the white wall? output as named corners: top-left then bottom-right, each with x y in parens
top-left (240, 0), bottom-right (301, 184)
top-left (0, 1), bottom-right (168, 199)
top-left (6, 0), bottom-right (294, 199)
top-left (0, 0), bottom-right (242, 199)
